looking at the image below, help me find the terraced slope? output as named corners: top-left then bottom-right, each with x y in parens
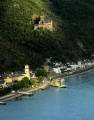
top-left (0, 0), bottom-right (94, 72)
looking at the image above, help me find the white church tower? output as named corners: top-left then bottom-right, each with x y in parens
top-left (25, 65), bottom-right (30, 79)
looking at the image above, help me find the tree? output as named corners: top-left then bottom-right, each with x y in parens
top-left (31, 79), bottom-right (37, 86)
top-left (0, 87), bottom-right (11, 97)
top-left (12, 77), bottom-right (31, 91)
top-left (38, 76), bottom-right (44, 83)
top-left (35, 69), bottom-right (47, 77)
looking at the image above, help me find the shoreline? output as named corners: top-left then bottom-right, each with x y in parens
top-left (0, 82), bottom-right (50, 102)
top-left (65, 67), bottom-right (94, 78)
top-left (0, 67), bottom-right (94, 103)
top-left (52, 67), bottom-right (94, 79)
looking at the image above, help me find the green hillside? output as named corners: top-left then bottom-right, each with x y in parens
top-left (0, 0), bottom-right (94, 72)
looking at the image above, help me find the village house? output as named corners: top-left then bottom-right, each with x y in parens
top-left (70, 64), bottom-right (79, 71)
top-left (4, 65), bottom-right (31, 84)
top-left (31, 74), bottom-right (38, 80)
top-left (4, 77), bottom-right (13, 84)
top-left (43, 65), bottom-right (49, 72)
top-left (54, 62), bottom-right (62, 67)
top-left (66, 66), bottom-right (72, 71)
top-left (53, 67), bottom-right (61, 74)
top-left (78, 61), bottom-right (82, 68)
top-left (0, 76), bottom-right (6, 88)
top-left (5, 72), bottom-right (25, 84)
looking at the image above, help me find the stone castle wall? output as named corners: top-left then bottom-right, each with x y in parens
top-left (34, 16), bottom-right (53, 31)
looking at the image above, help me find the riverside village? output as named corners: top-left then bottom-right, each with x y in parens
top-left (0, 1), bottom-right (94, 119)
top-left (0, 56), bottom-right (94, 104)
top-left (0, 15), bottom-right (94, 104)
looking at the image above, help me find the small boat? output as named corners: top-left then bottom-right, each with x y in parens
top-left (59, 78), bottom-right (67, 88)
top-left (18, 91), bottom-right (33, 96)
top-left (0, 101), bottom-right (6, 105)
top-left (59, 84), bottom-right (67, 88)
top-left (52, 80), bottom-right (60, 87)
top-left (52, 84), bottom-right (59, 87)
top-left (52, 78), bottom-right (67, 88)
top-left (52, 83), bottom-right (67, 88)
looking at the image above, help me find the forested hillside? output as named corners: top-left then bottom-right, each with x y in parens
top-left (0, 0), bottom-right (94, 72)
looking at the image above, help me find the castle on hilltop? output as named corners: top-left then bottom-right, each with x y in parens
top-left (34, 16), bottom-right (53, 31)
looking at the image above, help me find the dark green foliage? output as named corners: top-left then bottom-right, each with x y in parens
top-left (0, 0), bottom-right (94, 72)
top-left (0, 87), bottom-right (11, 97)
top-left (37, 76), bottom-right (44, 83)
top-left (36, 69), bottom-right (47, 77)
top-left (12, 77), bottom-right (31, 91)
top-left (31, 79), bottom-right (37, 86)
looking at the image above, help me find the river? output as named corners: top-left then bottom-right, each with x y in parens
top-left (0, 71), bottom-right (94, 120)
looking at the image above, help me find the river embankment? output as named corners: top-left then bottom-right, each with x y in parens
top-left (0, 82), bottom-right (50, 102)
top-left (1, 70), bottom-right (94, 120)
top-left (0, 66), bottom-right (94, 102)
top-left (52, 66), bottom-right (94, 79)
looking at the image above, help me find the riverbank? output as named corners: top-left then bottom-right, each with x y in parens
top-left (1, 69), bottom-right (94, 120)
top-left (52, 66), bottom-right (94, 79)
top-left (0, 66), bottom-right (94, 103)
top-left (65, 67), bottom-right (94, 78)
top-left (0, 82), bottom-right (50, 102)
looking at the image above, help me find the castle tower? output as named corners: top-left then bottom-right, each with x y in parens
top-left (50, 20), bottom-right (53, 31)
top-left (25, 65), bottom-right (30, 79)
top-left (40, 16), bottom-right (45, 22)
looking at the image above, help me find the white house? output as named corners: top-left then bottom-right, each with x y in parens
top-left (53, 67), bottom-right (61, 74)
top-left (78, 61), bottom-right (82, 68)
top-left (70, 64), bottom-right (79, 70)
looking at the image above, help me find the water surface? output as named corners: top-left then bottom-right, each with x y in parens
top-left (0, 71), bottom-right (94, 120)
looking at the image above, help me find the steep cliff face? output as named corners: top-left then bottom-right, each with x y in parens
top-left (0, 0), bottom-right (94, 72)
